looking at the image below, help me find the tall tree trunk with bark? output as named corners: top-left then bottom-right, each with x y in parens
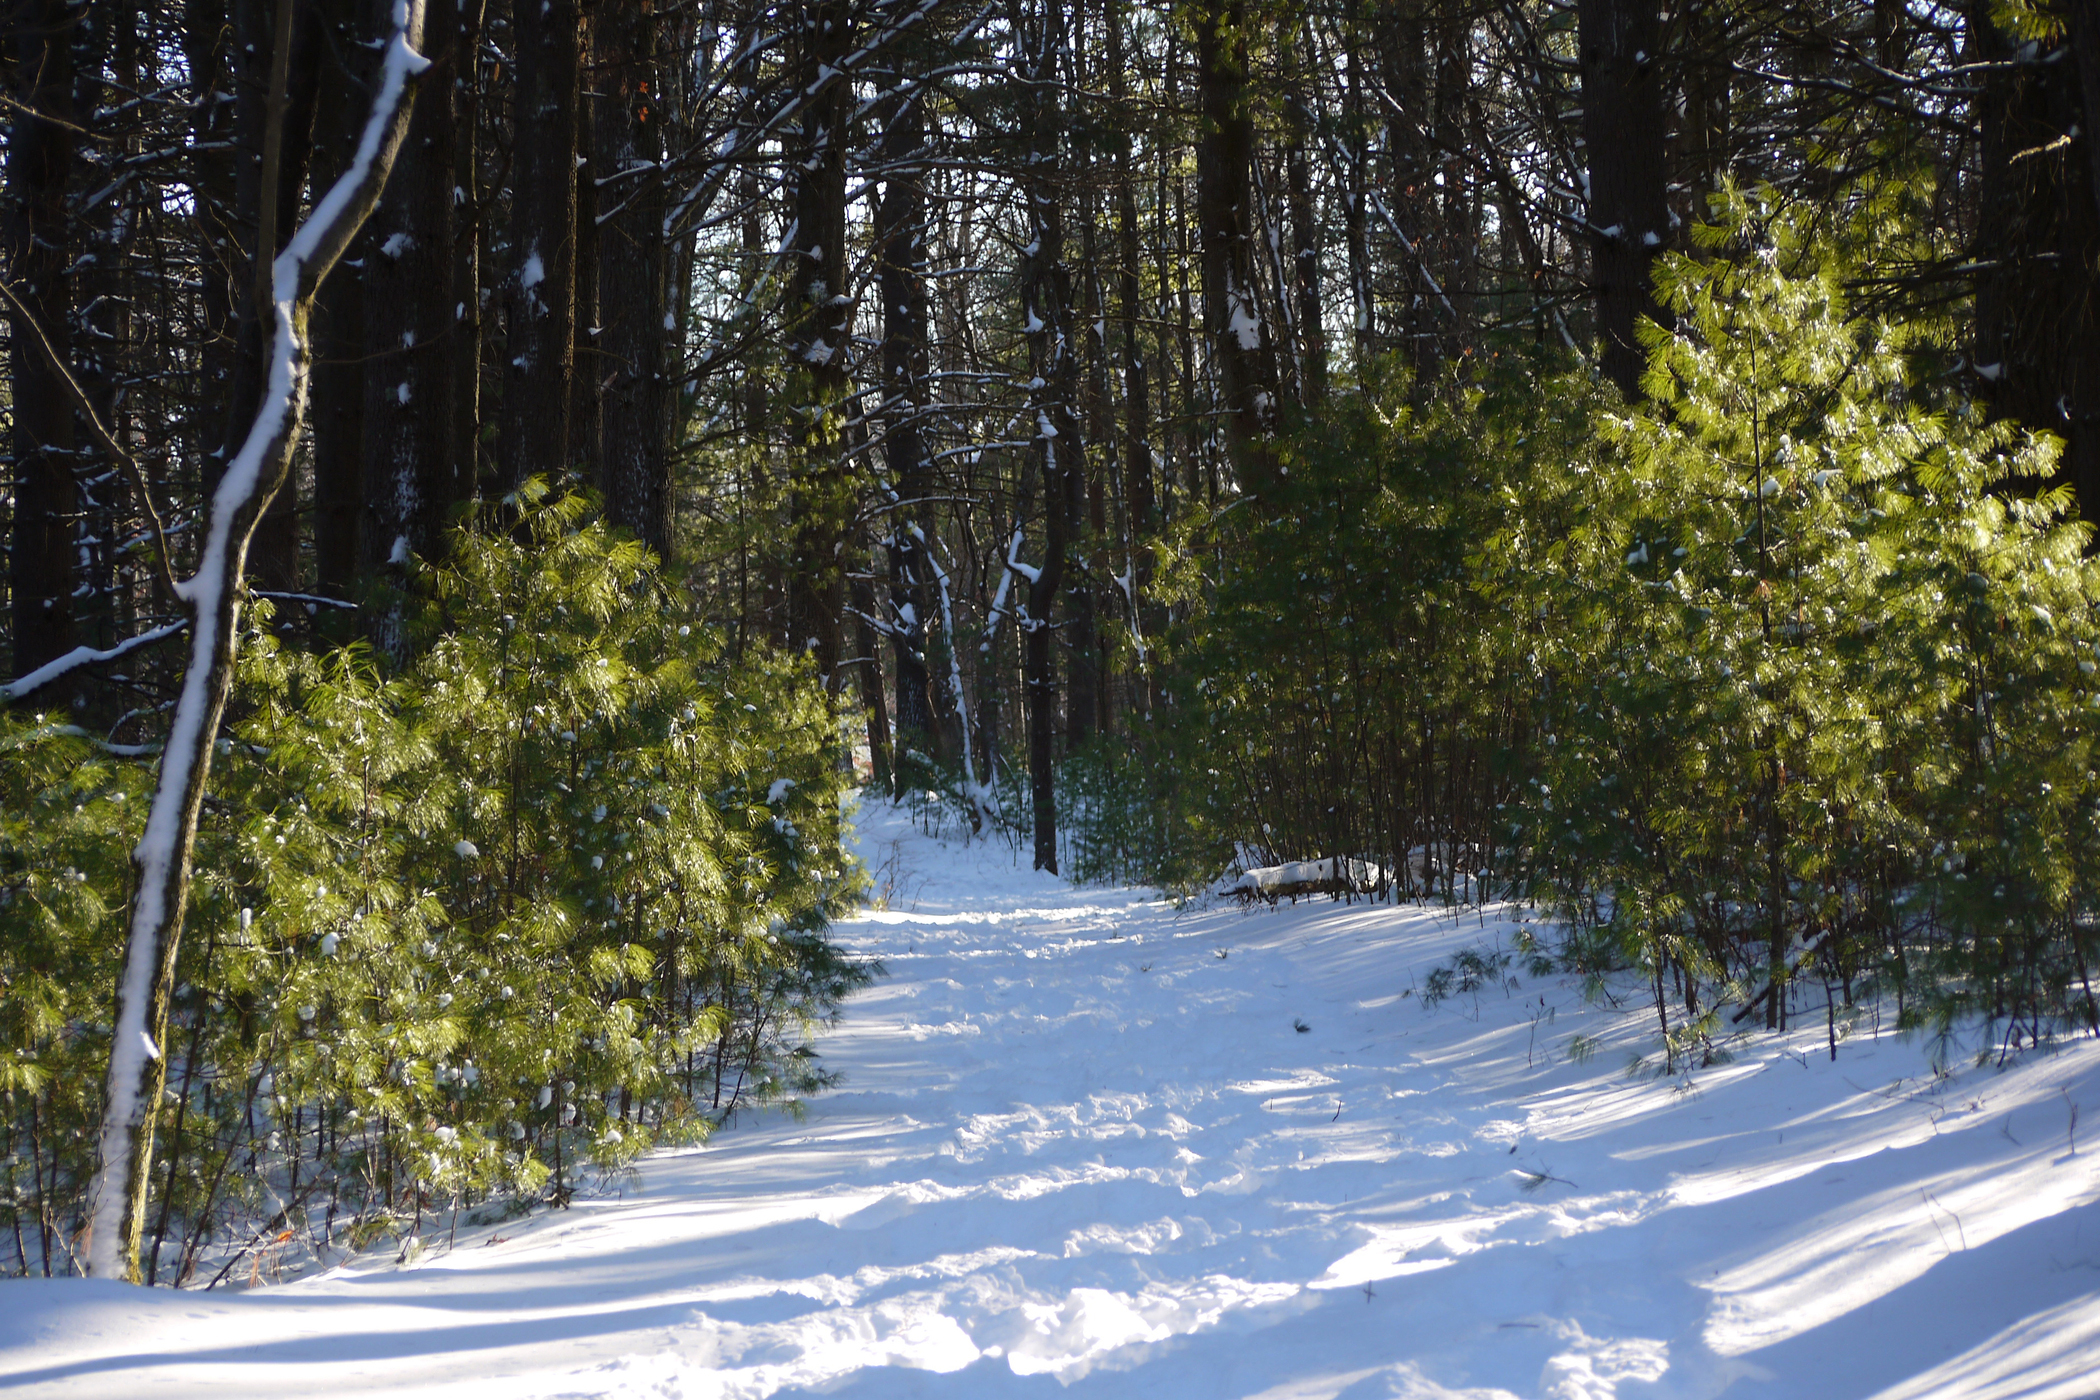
top-left (1376, 4), bottom-right (1439, 378)
top-left (876, 83), bottom-right (937, 760)
top-left (2072, 0), bottom-right (2100, 227)
top-left (3, 0), bottom-right (82, 681)
top-left (593, 0), bottom-right (671, 554)
top-left (1108, 0), bottom-right (1154, 712)
top-left (1284, 22), bottom-right (1326, 407)
top-left (1195, 0), bottom-right (1279, 492)
top-left (1066, 17), bottom-right (1104, 751)
top-left (1067, 218), bottom-right (1105, 750)
top-left (1578, 0), bottom-right (1669, 399)
top-left (226, 0), bottom-right (325, 591)
top-left (1018, 0), bottom-right (1082, 872)
top-left (1973, 0), bottom-right (2100, 510)
top-left (309, 0), bottom-right (370, 600)
top-left (453, 0), bottom-right (487, 503)
top-left (785, 0), bottom-right (853, 688)
top-left (499, 0), bottom-right (581, 490)
top-left (362, 0), bottom-right (461, 647)
top-left (1342, 15), bottom-right (1374, 374)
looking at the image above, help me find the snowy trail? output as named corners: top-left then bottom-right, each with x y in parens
top-left (6, 800), bottom-right (2100, 1399)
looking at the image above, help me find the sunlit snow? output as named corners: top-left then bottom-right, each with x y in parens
top-left (6, 799), bottom-right (2097, 1398)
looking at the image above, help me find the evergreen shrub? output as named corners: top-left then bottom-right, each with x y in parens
top-left (1505, 185), bottom-right (2100, 1061)
top-left (1081, 183), bottom-right (2100, 1062)
top-left (1, 488), bottom-right (871, 1281)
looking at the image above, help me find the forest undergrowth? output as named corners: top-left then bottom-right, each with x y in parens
top-left (1, 488), bottom-right (871, 1285)
top-left (1050, 181), bottom-right (2100, 1074)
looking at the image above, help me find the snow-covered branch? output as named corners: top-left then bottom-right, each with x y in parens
top-left (0, 622), bottom-right (189, 704)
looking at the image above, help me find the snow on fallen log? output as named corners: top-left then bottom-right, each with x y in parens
top-left (1222, 856), bottom-right (1386, 903)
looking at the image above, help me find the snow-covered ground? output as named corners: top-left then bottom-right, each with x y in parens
top-left (6, 798), bottom-right (2100, 1399)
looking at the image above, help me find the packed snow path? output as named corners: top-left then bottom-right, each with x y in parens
top-left (6, 801), bottom-right (2100, 1399)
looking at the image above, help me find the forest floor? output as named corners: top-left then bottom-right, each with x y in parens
top-left (5, 798), bottom-right (2100, 1399)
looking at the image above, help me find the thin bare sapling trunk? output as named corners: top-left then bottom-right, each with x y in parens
top-left (86, 0), bottom-right (431, 1283)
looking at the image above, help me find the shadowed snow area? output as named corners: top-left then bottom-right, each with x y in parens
top-left (5, 799), bottom-right (2099, 1398)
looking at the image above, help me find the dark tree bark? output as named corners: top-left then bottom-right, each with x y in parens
top-left (1017, 0), bottom-right (1083, 873)
top-left (1342, 14), bottom-right (1374, 373)
top-left (184, 0), bottom-right (240, 532)
top-left (4, 0), bottom-right (82, 680)
top-left (1066, 216), bottom-right (1104, 751)
top-left (735, 145), bottom-right (770, 656)
top-left (572, 10), bottom-right (601, 479)
top-left (2071, 0), bottom-right (2100, 227)
top-left (454, 0), bottom-right (487, 504)
top-left (1972, 0), bottom-right (2100, 510)
top-left (1429, 5), bottom-right (1474, 346)
top-left (226, 0), bottom-right (326, 591)
top-left (593, 0), bottom-right (671, 553)
top-left (1108, 0), bottom-right (1158, 719)
top-left (499, 0), bottom-right (581, 490)
top-left (310, 266), bottom-right (365, 597)
top-left (1375, 3), bottom-right (1439, 377)
top-left (1670, 0), bottom-right (1731, 229)
top-left (1578, 0), bottom-right (1669, 399)
top-left (876, 83), bottom-right (937, 758)
top-left (1066, 23), bottom-right (1106, 752)
top-left (784, 0), bottom-right (854, 687)
top-left (361, 0), bottom-right (462, 642)
top-left (1110, 0), bottom-right (1153, 575)
top-left (305, 1), bottom-right (366, 600)
top-left (1195, 0), bottom-right (1279, 491)
top-left (1284, 23), bottom-right (1327, 407)
top-left (852, 572), bottom-right (893, 789)
top-left (77, 3), bottom-right (145, 664)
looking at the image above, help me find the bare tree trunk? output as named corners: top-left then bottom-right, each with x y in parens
top-left (1578, 0), bottom-right (1668, 399)
top-left (1342, 14), bottom-right (1374, 374)
top-left (499, 0), bottom-right (581, 489)
top-left (853, 573), bottom-right (893, 790)
top-left (1375, 5), bottom-right (1437, 379)
top-left (594, 0), bottom-right (672, 553)
top-left (1431, 6), bottom-right (1474, 348)
top-left (572, 8), bottom-right (601, 479)
top-left (310, 256), bottom-right (366, 596)
top-left (363, 0), bottom-right (462, 648)
top-left (1108, 0), bottom-right (1154, 712)
top-left (1018, 0), bottom-right (1082, 873)
top-left (309, 0), bottom-right (370, 600)
top-left (454, 0), bottom-right (488, 505)
top-left (876, 83), bottom-right (937, 757)
top-left (3, 0), bottom-right (81, 681)
top-left (1067, 32), bottom-right (1105, 751)
top-left (87, 1), bottom-right (428, 1282)
top-left (227, 0), bottom-right (325, 591)
top-left (1284, 21), bottom-right (1326, 407)
top-left (736, 142), bottom-right (771, 654)
top-left (1068, 218), bottom-right (1105, 750)
top-left (785, 0), bottom-right (854, 688)
top-left (1972, 0), bottom-right (2100, 511)
top-left (2072, 0), bottom-right (2100, 228)
top-left (1195, 0), bottom-right (1279, 493)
